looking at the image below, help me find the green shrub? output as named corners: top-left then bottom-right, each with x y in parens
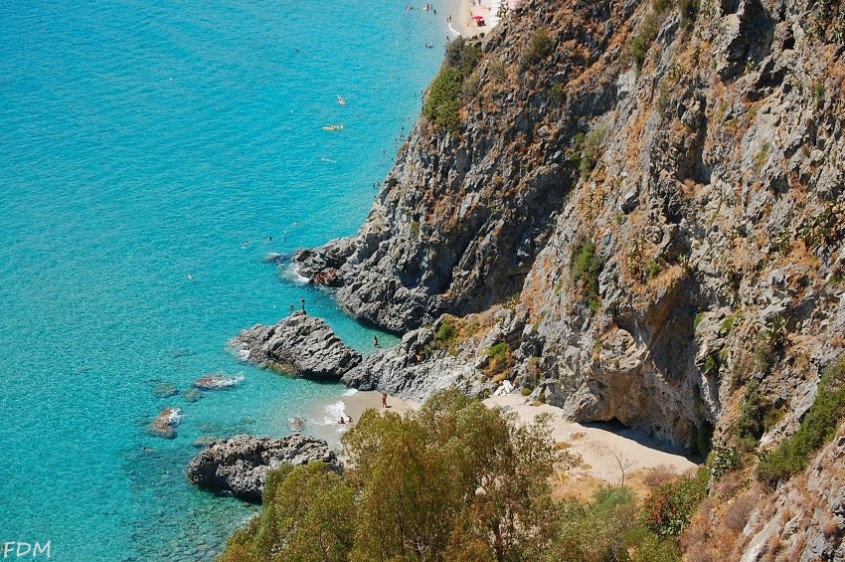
top-left (647, 259), bottom-right (662, 280)
top-left (523, 29), bottom-right (555, 66)
top-left (579, 125), bottom-right (608, 179)
top-left (703, 354), bottom-right (719, 377)
top-left (571, 237), bottom-right (603, 311)
top-left (709, 447), bottom-right (741, 479)
top-left (445, 36), bottom-right (482, 74)
top-left (642, 469), bottom-right (708, 538)
top-left (736, 380), bottom-right (777, 450)
top-left (757, 357), bottom-right (845, 485)
top-left (487, 341), bottom-right (508, 361)
top-left (548, 83), bottom-right (566, 102)
top-left (436, 318), bottom-right (457, 343)
top-left (652, 0), bottom-right (674, 14)
top-left (693, 311), bottom-right (705, 330)
top-left (680, 0), bottom-right (700, 30)
top-left (533, 486), bottom-right (683, 562)
top-left (753, 314), bottom-right (787, 375)
top-left (720, 313), bottom-right (736, 335)
top-left (695, 421), bottom-right (714, 456)
top-left (485, 341), bottom-right (512, 376)
top-left (631, 12), bottom-right (661, 73)
top-left (424, 38), bottom-right (483, 135)
top-left (424, 66), bottom-right (463, 135)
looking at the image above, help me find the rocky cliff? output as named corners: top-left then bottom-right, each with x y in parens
top-left (292, 0), bottom-right (844, 557)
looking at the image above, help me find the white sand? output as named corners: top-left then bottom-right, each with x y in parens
top-left (450, 0), bottom-right (517, 37)
top-left (307, 388), bottom-right (697, 493)
top-left (484, 394), bottom-right (699, 487)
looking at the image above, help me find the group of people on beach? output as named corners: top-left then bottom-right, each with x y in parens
top-left (337, 393), bottom-right (389, 425)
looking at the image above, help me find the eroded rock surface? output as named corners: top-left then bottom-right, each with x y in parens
top-left (231, 312), bottom-right (361, 380)
top-left (187, 434), bottom-right (337, 502)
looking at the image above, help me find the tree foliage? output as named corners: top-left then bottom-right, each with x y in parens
top-left (218, 390), bottom-right (690, 562)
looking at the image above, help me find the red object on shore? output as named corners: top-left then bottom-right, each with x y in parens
top-left (472, 15), bottom-right (484, 20)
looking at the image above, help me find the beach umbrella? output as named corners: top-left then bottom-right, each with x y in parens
top-left (473, 15), bottom-right (485, 20)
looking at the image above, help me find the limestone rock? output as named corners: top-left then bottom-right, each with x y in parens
top-left (187, 434), bottom-right (338, 502)
top-left (231, 313), bottom-right (361, 380)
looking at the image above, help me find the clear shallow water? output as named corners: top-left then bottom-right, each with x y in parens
top-left (0, 1), bottom-right (446, 560)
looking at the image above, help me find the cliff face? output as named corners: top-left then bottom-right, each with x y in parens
top-left (295, 0), bottom-right (844, 553)
top-left (295, 0), bottom-right (639, 333)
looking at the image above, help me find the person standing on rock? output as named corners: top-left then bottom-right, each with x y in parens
top-left (381, 392), bottom-right (388, 408)
top-left (300, 297), bottom-right (306, 314)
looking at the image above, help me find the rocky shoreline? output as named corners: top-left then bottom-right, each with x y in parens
top-left (187, 434), bottom-right (338, 502)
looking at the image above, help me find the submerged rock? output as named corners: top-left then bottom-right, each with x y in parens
top-left (181, 389), bottom-right (203, 403)
top-left (187, 434), bottom-right (337, 502)
top-left (194, 373), bottom-right (243, 390)
top-left (149, 407), bottom-right (183, 439)
top-left (231, 312), bottom-right (361, 380)
top-left (152, 382), bottom-right (179, 399)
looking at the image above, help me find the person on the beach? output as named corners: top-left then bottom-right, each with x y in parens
top-left (373, 335), bottom-right (379, 347)
top-left (338, 416), bottom-right (345, 425)
top-left (347, 415), bottom-right (353, 423)
top-left (300, 297), bottom-right (306, 314)
top-left (381, 393), bottom-right (388, 408)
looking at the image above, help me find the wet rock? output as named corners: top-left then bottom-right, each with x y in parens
top-left (187, 434), bottom-right (338, 502)
top-left (149, 408), bottom-right (183, 439)
top-left (194, 373), bottom-right (244, 390)
top-left (231, 312), bottom-right (361, 380)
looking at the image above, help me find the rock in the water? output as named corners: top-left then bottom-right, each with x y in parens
top-left (182, 389), bottom-right (203, 403)
top-left (194, 373), bottom-right (244, 390)
top-left (263, 252), bottom-right (286, 265)
top-left (230, 312), bottom-right (361, 380)
top-left (187, 434), bottom-right (337, 502)
top-left (149, 407), bottom-right (183, 439)
top-left (152, 382), bottom-right (179, 398)
top-left (192, 436), bottom-right (217, 448)
top-left (288, 416), bottom-right (306, 432)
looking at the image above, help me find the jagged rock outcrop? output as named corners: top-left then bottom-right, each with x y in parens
top-left (738, 423), bottom-right (845, 561)
top-left (293, 0), bottom-right (638, 333)
top-left (187, 434), bottom-right (338, 502)
top-left (281, 0), bottom-right (845, 554)
top-left (294, 0), bottom-right (845, 447)
top-left (342, 315), bottom-right (497, 400)
top-left (231, 312), bottom-right (361, 380)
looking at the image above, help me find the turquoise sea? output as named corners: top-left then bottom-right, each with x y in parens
top-left (0, 1), bottom-right (448, 560)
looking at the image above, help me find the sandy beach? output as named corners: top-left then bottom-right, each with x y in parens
top-left (448, 0), bottom-right (518, 38)
top-left (484, 394), bottom-right (700, 498)
top-left (308, 387), bottom-right (697, 497)
top-left (307, 390), bottom-right (419, 448)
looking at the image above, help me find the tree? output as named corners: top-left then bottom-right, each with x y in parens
top-left (217, 390), bottom-right (686, 562)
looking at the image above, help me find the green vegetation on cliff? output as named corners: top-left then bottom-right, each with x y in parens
top-left (423, 38), bottom-right (481, 135)
top-left (218, 391), bottom-right (697, 562)
top-left (757, 357), bottom-right (845, 485)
